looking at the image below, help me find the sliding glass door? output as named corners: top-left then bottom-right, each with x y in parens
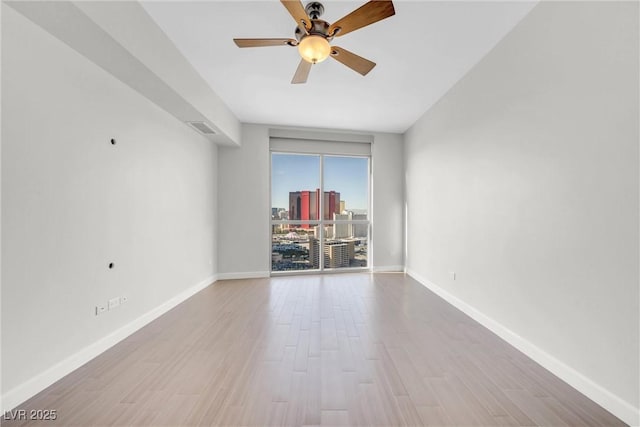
top-left (271, 152), bottom-right (370, 273)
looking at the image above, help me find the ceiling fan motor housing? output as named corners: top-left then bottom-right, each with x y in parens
top-left (294, 18), bottom-right (333, 43)
top-left (295, 2), bottom-right (335, 43)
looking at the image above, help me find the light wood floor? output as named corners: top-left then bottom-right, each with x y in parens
top-left (4, 273), bottom-right (625, 426)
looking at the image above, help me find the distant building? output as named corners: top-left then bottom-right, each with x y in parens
top-left (325, 241), bottom-right (354, 268)
top-left (345, 240), bottom-right (356, 260)
top-left (340, 200), bottom-right (346, 213)
top-left (308, 237), bottom-right (356, 269)
top-left (352, 213), bottom-right (368, 238)
top-left (329, 212), bottom-right (368, 238)
top-left (289, 189), bottom-right (340, 228)
top-left (324, 225), bottom-right (334, 239)
top-left (333, 213), bottom-right (351, 238)
top-left (309, 237), bottom-right (321, 269)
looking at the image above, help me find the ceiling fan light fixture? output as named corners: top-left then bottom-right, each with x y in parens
top-left (298, 35), bottom-right (330, 64)
top-left (234, 0), bottom-right (396, 83)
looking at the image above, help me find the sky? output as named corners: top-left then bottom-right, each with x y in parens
top-left (271, 154), bottom-right (368, 212)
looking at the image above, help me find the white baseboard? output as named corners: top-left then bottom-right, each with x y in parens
top-left (217, 271), bottom-right (270, 280)
top-left (406, 269), bottom-right (640, 427)
top-left (372, 265), bottom-right (404, 272)
top-left (0, 274), bottom-right (218, 414)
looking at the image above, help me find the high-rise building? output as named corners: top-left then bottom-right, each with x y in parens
top-left (288, 189), bottom-right (340, 226)
top-left (309, 237), bottom-right (356, 269)
top-left (324, 241), bottom-right (352, 268)
top-left (309, 237), bottom-right (321, 269)
top-left (353, 214), bottom-right (368, 237)
top-left (289, 190), bottom-right (313, 229)
top-left (333, 213), bottom-right (350, 238)
top-left (340, 200), bottom-right (346, 213)
top-left (324, 225), bottom-right (333, 239)
top-left (345, 240), bottom-right (355, 260)
top-left (322, 191), bottom-right (340, 220)
top-left (289, 192), bottom-right (301, 221)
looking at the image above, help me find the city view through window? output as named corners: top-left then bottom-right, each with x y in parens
top-left (271, 153), bottom-right (369, 272)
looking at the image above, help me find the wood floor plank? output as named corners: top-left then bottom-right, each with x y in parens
top-left (503, 388), bottom-right (571, 426)
top-left (320, 409), bottom-right (350, 426)
top-left (395, 395), bottom-right (426, 426)
top-left (3, 273), bottom-right (626, 427)
top-left (320, 317), bottom-right (339, 350)
top-left (428, 374), bottom-right (485, 426)
top-left (358, 383), bottom-right (390, 426)
top-left (349, 336), bottom-right (375, 384)
top-left (370, 376), bottom-right (406, 426)
top-left (387, 346), bottom-right (439, 406)
top-left (284, 372), bottom-right (307, 426)
top-left (320, 350), bottom-right (348, 410)
top-left (343, 308), bottom-right (360, 338)
top-left (304, 356), bottom-right (322, 426)
top-left (294, 330), bottom-right (311, 372)
top-left (285, 314), bottom-right (303, 347)
top-left (376, 344), bottom-right (409, 397)
top-left (337, 330), bottom-right (356, 372)
top-left (416, 404), bottom-right (456, 426)
top-left (309, 321), bottom-right (321, 358)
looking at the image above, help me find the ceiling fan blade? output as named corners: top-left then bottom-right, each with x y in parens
top-left (329, 1), bottom-right (395, 37)
top-left (292, 59), bottom-right (312, 84)
top-left (234, 38), bottom-right (297, 48)
top-left (280, 0), bottom-right (312, 33)
top-left (330, 46), bottom-right (376, 76)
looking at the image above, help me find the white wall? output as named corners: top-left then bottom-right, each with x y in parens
top-left (217, 124), bottom-right (404, 277)
top-left (7, 1), bottom-right (240, 146)
top-left (371, 133), bottom-right (404, 270)
top-left (217, 124), bottom-right (271, 278)
top-left (405, 2), bottom-right (638, 424)
top-left (1, 5), bottom-right (218, 408)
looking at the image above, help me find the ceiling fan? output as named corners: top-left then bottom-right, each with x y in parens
top-left (233, 0), bottom-right (395, 84)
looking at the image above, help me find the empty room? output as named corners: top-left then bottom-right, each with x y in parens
top-left (1, 0), bottom-right (638, 426)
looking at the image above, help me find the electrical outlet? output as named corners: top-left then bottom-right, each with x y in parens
top-left (108, 297), bottom-right (120, 310)
top-left (95, 305), bottom-right (107, 316)
top-left (119, 296), bottom-right (128, 305)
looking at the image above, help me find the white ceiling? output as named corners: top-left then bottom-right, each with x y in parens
top-left (141, 1), bottom-right (536, 134)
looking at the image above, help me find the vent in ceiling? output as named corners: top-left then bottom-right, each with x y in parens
top-left (187, 121), bottom-right (216, 135)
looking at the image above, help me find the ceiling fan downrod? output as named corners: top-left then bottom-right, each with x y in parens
top-left (305, 2), bottom-right (324, 19)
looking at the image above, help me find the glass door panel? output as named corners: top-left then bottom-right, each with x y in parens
top-left (322, 156), bottom-right (369, 271)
